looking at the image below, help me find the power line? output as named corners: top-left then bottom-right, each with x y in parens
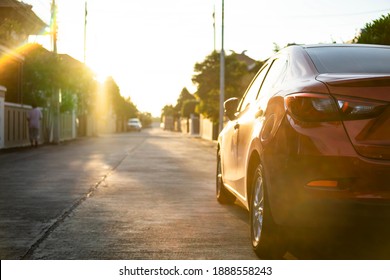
top-left (287, 8), bottom-right (390, 19)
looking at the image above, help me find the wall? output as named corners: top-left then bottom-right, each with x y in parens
top-left (199, 115), bottom-right (214, 141)
top-left (180, 114), bottom-right (200, 136)
top-left (0, 86), bottom-right (6, 148)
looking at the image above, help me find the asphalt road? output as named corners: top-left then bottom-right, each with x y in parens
top-left (1, 127), bottom-right (390, 260)
top-left (0, 127), bottom-right (257, 260)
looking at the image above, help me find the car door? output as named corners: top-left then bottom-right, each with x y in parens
top-left (220, 118), bottom-right (239, 187)
top-left (230, 63), bottom-right (271, 196)
top-left (235, 56), bottom-right (289, 199)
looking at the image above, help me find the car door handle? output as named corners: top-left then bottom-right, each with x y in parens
top-left (234, 123), bottom-right (240, 130)
top-left (255, 109), bottom-right (264, 118)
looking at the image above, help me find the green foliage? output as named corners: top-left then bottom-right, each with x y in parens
top-left (138, 112), bottom-right (153, 128)
top-left (192, 51), bottom-right (248, 123)
top-left (21, 44), bottom-right (60, 107)
top-left (103, 77), bottom-right (138, 120)
top-left (173, 87), bottom-right (197, 119)
top-left (161, 104), bottom-right (176, 117)
top-left (162, 87), bottom-right (198, 120)
top-left (20, 44), bottom-right (139, 121)
top-left (181, 99), bottom-right (198, 118)
top-left (58, 54), bottom-right (97, 114)
top-left (356, 13), bottom-right (390, 45)
top-left (251, 60), bottom-right (265, 74)
top-left (162, 52), bottom-right (261, 123)
top-left (20, 44), bottom-right (97, 114)
top-left (273, 42), bottom-right (281, 53)
top-left (59, 89), bottom-right (76, 113)
top-left (175, 87), bottom-right (195, 113)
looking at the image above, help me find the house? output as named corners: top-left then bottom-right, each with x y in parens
top-left (234, 50), bottom-right (258, 71)
top-left (0, 0), bottom-right (47, 104)
top-left (0, 45), bottom-right (24, 104)
top-left (0, 0), bottom-right (46, 48)
top-left (0, 0), bottom-right (48, 148)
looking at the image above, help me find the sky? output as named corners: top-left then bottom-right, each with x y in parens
top-left (25, 0), bottom-right (390, 117)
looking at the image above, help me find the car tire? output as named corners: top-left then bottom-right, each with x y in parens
top-left (250, 163), bottom-right (286, 259)
top-left (216, 150), bottom-right (236, 204)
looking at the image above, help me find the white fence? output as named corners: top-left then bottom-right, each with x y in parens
top-left (1, 100), bottom-right (77, 149)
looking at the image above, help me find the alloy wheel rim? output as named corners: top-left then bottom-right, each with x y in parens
top-left (216, 157), bottom-right (222, 196)
top-left (252, 174), bottom-right (264, 245)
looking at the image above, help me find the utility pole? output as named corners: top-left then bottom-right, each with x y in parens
top-left (213, 5), bottom-right (216, 52)
top-left (84, 0), bottom-right (87, 64)
top-left (51, 0), bottom-right (60, 144)
top-left (219, 0), bottom-right (225, 133)
top-left (51, 0), bottom-right (57, 53)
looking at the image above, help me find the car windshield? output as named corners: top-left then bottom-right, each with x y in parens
top-left (306, 46), bottom-right (390, 74)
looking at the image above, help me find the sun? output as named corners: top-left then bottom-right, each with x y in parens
top-left (87, 56), bottom-right (111, 83)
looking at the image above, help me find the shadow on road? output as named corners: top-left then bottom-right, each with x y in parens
top-left (219, 201), bottom-right (390, 260)
top-left (285, 225), bottom-right (390, 260)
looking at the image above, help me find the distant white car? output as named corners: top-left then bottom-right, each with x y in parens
top-left (127, 118), bottom-right (142, 132)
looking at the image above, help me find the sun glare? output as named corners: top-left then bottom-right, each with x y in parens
top-left (88, 58), bottom-right (111, 83)
top-left (95, 70), bottom-right (110, 84)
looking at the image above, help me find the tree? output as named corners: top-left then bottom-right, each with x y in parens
top-left (19, 44), bottom-right (98, 114)
top-left (58, 54), bottom-right (97, 114)
top-left (103, 77), bottom-right (138, 121)
top-left (175, 87), bottom-right (195, 113)
top-left (355, 13), bottom-right (390, 45)
top-left (138, 112), bottom-right (153, 128)
top-left (273, 42), bottom-right (281, 53)
top-left (20, 44), bottom-right (61, 107)
top-left (161, 104), bottom-right (176, 117)
top-left (181, 99), bottom-right (198, 118)
top-left (173, 87), bottom-right (197, 119)
top-left (192, 51), bottom-right (248, 123)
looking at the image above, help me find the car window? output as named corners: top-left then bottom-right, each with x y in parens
top-left (238, 63), bottom-right (270, 113)
top-left (306, 46), bottom-right (390, 73)
top-left (258, 56), bottom-right (288, 100)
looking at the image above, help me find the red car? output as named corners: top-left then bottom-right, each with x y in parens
top-left (217, 44), bottom-right (390, 258)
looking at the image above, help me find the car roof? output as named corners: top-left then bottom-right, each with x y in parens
top-left (289, 43), bottom-right (390, 49)
top-left (274, 43), bottom-right (390, 75)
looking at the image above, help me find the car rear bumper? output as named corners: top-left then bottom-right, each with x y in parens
top-left (265, 154), bottom-right (390, 227)
top-left (277, 197), bottom-right (390, 227)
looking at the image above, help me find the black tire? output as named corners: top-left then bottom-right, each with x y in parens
top-left (250, 163), bottom-right (286, 259)
top-left (216, 150), bottom-right (236, 204)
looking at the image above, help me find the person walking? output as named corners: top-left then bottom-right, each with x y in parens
top-left (27, 103), bottom-right (43, 147)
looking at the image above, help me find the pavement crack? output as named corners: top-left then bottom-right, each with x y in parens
top-left (21, 138), bottom-right (146, 259)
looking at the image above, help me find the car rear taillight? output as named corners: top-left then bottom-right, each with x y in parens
top-left (285, 93), bottom-right (388, 122)
top-left (336, 97), bottom-right (387, 120)
top-left (285, 93), bottom-right (339, 122)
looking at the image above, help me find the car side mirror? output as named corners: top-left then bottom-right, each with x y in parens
top-left (224, 97), bottom-right (239, 121)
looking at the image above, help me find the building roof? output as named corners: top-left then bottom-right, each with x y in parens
top-left (234, 50), bottom-right (257, 71)
top-left (0, 0), bottom-right (47, 35)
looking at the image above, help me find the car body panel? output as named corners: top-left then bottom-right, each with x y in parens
top-left (218, 44), bottom-right (390, 228)
top-left (219, 120), bottom-right (238, 186)
top-left (317, 74), bottom-right (390, 160)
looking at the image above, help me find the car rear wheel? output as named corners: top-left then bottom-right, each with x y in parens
top-left (216, 151), bottom-right (236, 204)
top-left (250, 163), bottom-right (286, 259)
